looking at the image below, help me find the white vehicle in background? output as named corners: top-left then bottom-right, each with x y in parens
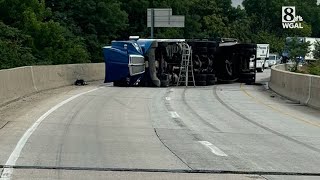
top-left (256, 44), bottom-right (269, 72)
top-left (302, 37), bottom-right (320, 62)
top-left (268, 53), bottom-right (279, 67)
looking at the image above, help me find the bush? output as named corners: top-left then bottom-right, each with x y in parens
top-left (0, 22), bottom-right (35, 69)
top-left (308, 61), bottom-right (320, 76)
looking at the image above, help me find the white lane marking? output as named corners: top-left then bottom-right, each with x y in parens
top-left (169, 111), bottom-right (180, 119)
top-left (0, 87), bottom-right (101, 180)
top-left (198, 141), bottom-right (228, 157)
top-left (165, 97), bottom-right (171, 101)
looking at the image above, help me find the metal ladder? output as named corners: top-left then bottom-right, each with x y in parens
top-left (176, 43), bottom-right (196, 87)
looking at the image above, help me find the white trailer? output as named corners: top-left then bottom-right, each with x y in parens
top-left (303, 37), bottom-right (320, 61)
top-left (256, 44), bottom-right (269, 72)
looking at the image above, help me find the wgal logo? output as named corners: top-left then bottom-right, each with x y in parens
top-left (282, 6), bottom-right (303, 29)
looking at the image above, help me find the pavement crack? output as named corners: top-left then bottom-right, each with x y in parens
top-left (153, 128), bottom-right (193, 170)
top-left (0, 121), bottom-right (10, 130)
top-left (2, 165), bottom-right (320, 176)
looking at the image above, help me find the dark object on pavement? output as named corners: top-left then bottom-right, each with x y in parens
top-left (75, 79), bottom-right (87, 86)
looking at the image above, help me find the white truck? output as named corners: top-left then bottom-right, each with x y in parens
top-left (256, 44), bottom-right (269, 72)
top-left (303, 37), bottom-right (320, 61)
top-left (268, 53), bottom-right (281, 67)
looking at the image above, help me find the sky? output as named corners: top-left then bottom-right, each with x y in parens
top-left (231, 0), bottom-right (320, 8)
top-left (231, 0), bottom-right (243, 7)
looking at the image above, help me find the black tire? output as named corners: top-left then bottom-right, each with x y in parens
top-left (188, 82), bottom-right (196, 86)
top-left (206, 74), bottom-right (216, 80)
top-left (190, 41), bottom-right (208, 48)
top-left (239, 73), bottom-right (255, 84)
top-left (207, 43), bottom-right (218, 48)
top-left (195, 74), bottom-right (207, 81)
top-left (206, 74), bottom-right (216, 85)
top-left (161, 80), bottom-right (169, 87)
top-left (160, 74), bottom-right (169, 81)
top-left (257, 68), bottom-right (262, 72)
top-left (207, 48), bottom-right (216, 54)
top-left (193, 47), bottom-right (207, 54)
top-left (113, 81), bottom-right (128, 87)
top-left (207, 80), bottom-right (216, 85)
top-left (196, 81), bottom-right (207, 86)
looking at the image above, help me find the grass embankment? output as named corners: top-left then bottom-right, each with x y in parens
top-left (296, 61), bottom-right (320, 76)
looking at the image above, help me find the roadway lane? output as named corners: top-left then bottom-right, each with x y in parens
top-left (12, 87), bottom-right (188, 170)
top-left (1, 69), bottom-right (320, 179)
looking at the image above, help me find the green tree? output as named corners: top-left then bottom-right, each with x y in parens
top-left (228, 7), bottom-right (252, 42)
top-left (286, 37), bottom-right (310, 71)
top-left (306, 40), bottom-right (320, 75)
top-left (47, 0), bottom-right (128, 62)
top-left (253, 31), bottom-right (285, 53)
top-left (0, 0), bottom-right (89, 68)
top-left (313, 40), bottom-right (320, 60)
top-left (0, 21), bottom-right (35, 69)
top-left (119, 0), bottom-right (149, 37)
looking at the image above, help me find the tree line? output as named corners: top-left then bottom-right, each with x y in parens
top-left (1, 0), bottom-right (320, 69)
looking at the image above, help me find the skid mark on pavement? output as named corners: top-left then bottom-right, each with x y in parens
top-left (240, 83), bottom-right (320, 128)
top-left (182, 88), bottom-right (221, 132)
top-left (0, 87), bottom-right (102, 180)
top-left (213, 85), bottom-right (320, 154)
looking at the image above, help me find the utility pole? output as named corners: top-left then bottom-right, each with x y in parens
top-left (151, 8), bottom-right (154, 38)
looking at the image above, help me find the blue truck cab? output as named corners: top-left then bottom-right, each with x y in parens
top-left (103, 40), bottom-right (147, 86)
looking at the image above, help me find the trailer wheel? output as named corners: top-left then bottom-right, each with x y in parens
top-left (161, 80), bottom-right (170, 87)
top-left (208, 48), bottom-right (217, 54)
top-left (196, 81), bottom-right (207, 86)
top-left (195, 74), bottom-right (207, 81)
top-left (193, 47), bottom-right (207, 54)
top-left (206, 74), bottom-right (216, 80)
top-left (257, 67), bottom-right (264, 72)
top-left (207, 80), bottom-right (216, 85)
top-left (206, 74), bottom-right (216, 85)
top-left (239, 73), bottom-right (256, 84)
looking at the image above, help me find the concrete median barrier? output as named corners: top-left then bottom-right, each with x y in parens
top-left (308, 76), bottom-right (320, 109)
top-left (0, 67), bottom-right (36, 105)
top-left (32, 63), bottom-right (105, 91)
top-left (0, 63), bottom-right (104, 106)
top-left (269, 64), bottom-right (320, 109)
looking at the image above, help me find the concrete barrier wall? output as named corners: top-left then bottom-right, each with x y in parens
top-left (32, 63), bottom-right (105, 91)
top-left (309, 76), bottom-right (320, 109)
top-left (0, 63), bottom-right (104, 106)
top-left (269, 64), bottom-right (320, 109)
top-left (0, 67), bottom-right (36, 105)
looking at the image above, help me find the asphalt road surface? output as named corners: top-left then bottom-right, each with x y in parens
top-left (1, 69), bottom-right (320, 179)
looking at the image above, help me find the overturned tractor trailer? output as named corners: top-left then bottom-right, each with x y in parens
top-left (103, 38), bottom-right (257, 87)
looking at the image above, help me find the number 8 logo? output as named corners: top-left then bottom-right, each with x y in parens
top-left (284, 8), bottom-right (294, 21)
top-left (282, 6), bottom-right (296, 23)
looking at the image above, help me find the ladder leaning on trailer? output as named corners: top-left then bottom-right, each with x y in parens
top-left (176, 43), bottom-right (196, 87)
